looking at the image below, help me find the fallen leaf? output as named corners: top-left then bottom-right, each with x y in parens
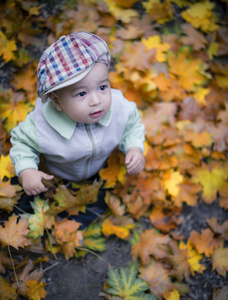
top-left (26, 280), bottom-right (47, 300)
top-left (99, 151), bottom-right (126, 188)
top-left (181, 1), bottom-right (219, 33)
top-left (139, 260), bottom-right (189, 297)
top-left (0, 215), bottom-right (29, 250)
top-left (179, 241), bottom-right (206, 275)
top-left (27, 197), bottom-right (55, 239)
top-left (142, 35), bottom-right (170, 62)
top-left (163, 170), bottom-right (183, 197)
top-left (102, 216), bottom-right (134, 240)
top-left (105, 191), bottom-right (125, 216)
top-left (206, 217), bottom-right (228, 240)
top-left (0, 30), bottom-right (17, 62)
top-left (189, 229), bottom-right (222, 257)
top-left (0, 275), bottom-right (17, 299)
top-left (181, 23), bottom-right (208, 51)
top-left (104, 261), bottom-right (154, 299)
top-left (131, 229), bottom-right (170, 265)
top-left (191, 162), bottom-right (228, 203)
top-left (212, 245), bottom-right (228, 276)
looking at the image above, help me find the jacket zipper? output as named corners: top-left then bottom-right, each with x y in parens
top-left (83, 124), bottom-right (97, 178)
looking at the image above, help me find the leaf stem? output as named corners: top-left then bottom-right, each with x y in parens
top-left (7, 244), bottom-right (19, 288)
top-left (13, 204), bottom-right (28, 215)
top-left (75, 246), bottom-right (103, 261)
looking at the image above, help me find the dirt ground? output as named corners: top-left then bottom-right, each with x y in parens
top-left (43, 237), bottom-right (132, 300)
top-left (37, 198), bottom-right (227, 300)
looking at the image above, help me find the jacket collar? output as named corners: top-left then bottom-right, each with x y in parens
top-left (42, 100), bottom-right (113, 139)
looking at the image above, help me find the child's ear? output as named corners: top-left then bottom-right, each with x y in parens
top-left (49, 92), bottom-right (62, 111)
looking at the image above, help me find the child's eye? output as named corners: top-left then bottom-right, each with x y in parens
top-left (99, 85), bottom-right (106, 91)
top-left (76, 91), bottom-right (86, 97)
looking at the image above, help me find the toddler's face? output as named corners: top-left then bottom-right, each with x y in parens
top-left (51, 63), bottom-right (112, 124)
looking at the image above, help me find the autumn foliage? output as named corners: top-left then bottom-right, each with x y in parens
top-left (0, 0), bottom-right (228, 299)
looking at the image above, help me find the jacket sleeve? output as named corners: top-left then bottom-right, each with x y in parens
top-left (9, 113), bottom-right (41, 176)
top-left (118, 99), bottom-right (145, 154)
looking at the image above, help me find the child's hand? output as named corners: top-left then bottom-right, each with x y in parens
top-left (125, 148), bottom-right (145, 175)
top-left (19, 169), bottom-right (54, 196)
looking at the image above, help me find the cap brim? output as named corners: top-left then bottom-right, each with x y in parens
top-left (42, 63), bottom-right (95, 96)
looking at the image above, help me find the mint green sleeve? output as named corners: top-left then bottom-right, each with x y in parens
top-left (9, 114), bottom-right (41, 176)
top-left (118, 99), bottom-right (145, 154)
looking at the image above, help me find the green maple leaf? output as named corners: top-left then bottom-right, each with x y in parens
top-left (27, 197), bottom-right (55, 239)
top-left (75, 223), bottom-right (106, 258)
top-left (104, 262), bottom-right (157, 300)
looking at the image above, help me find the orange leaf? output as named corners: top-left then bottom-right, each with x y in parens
top-left (52, 218), bottom-right (82, 244)
top-left (175, 182), bottom-right (202, 207)
top-left (0, 215), bottom-right (29, 250)
top-left (212, 246), bottom-right (228, 277)
top-left (102, 216), bottom-right (134, 239)
top-left (99, 151), bottom-right (126, 188)
top-left (206, 218), bottom-right (228, 240)
top-left (189, 229), bottom-right (222, 257)
top-left (105, 191), bottom-right (125, 216)
top-left (139, 260), bottom-right (188, 297)
top-left (149, 206), bottom-right (180, 233)
top-left (131, 229), bottom-right (170, 265)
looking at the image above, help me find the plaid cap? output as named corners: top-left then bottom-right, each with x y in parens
top-left (37, 32), bottom-right (111, 99)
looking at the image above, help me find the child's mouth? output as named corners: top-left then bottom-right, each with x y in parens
top-left (90, 110), bottom-right (103, 118)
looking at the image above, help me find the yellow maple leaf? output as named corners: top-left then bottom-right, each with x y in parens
top-left (0, 91), bottom-right (33, 132)
top-left (26, 280), bottom-right (47, 300)
top-left (207, 40), bottom-right (219, 60)
top-left (104, 0), bottom-right (138, 23)
top-left (179, 241), bottom-right (206, 275)
top-left (181, 1), bottom-right (219, 33)
top-left (0, 155), bottom-right (15, 179)
top-left (215, 74), bottom-right (228, 88)
top-left (143, 0), bottom-right (173, 24)
top-left (168, 48), bottom-right (209, 91)
top-left (102, 218), bottom-right (134, 239)
top-left (163, 170), bottom-right (183, 197)
top-left (142, 35), bottom-right (170, 62)
top-left (0, 276), bottom-right (17, 299)
top-left (0, 30), bottom-right (17, 62)
top-left (191, 162), bottom-right (228, 204)
top-left (163, 290), bottom-right (180, 300)
top-left (193, 86), bottom-right (210, 106)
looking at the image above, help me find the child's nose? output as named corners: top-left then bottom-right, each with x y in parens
top-left (89, 93), bottom-right (101, 106)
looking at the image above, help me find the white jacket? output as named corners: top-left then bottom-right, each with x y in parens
top-left (10, 89), bottom-right (145, 181)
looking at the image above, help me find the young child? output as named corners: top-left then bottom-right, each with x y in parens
top-left (10, 32), bottom-right (145, 226)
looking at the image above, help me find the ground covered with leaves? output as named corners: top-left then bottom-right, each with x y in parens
top-left (0, 0), bottom-right (228, 299)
